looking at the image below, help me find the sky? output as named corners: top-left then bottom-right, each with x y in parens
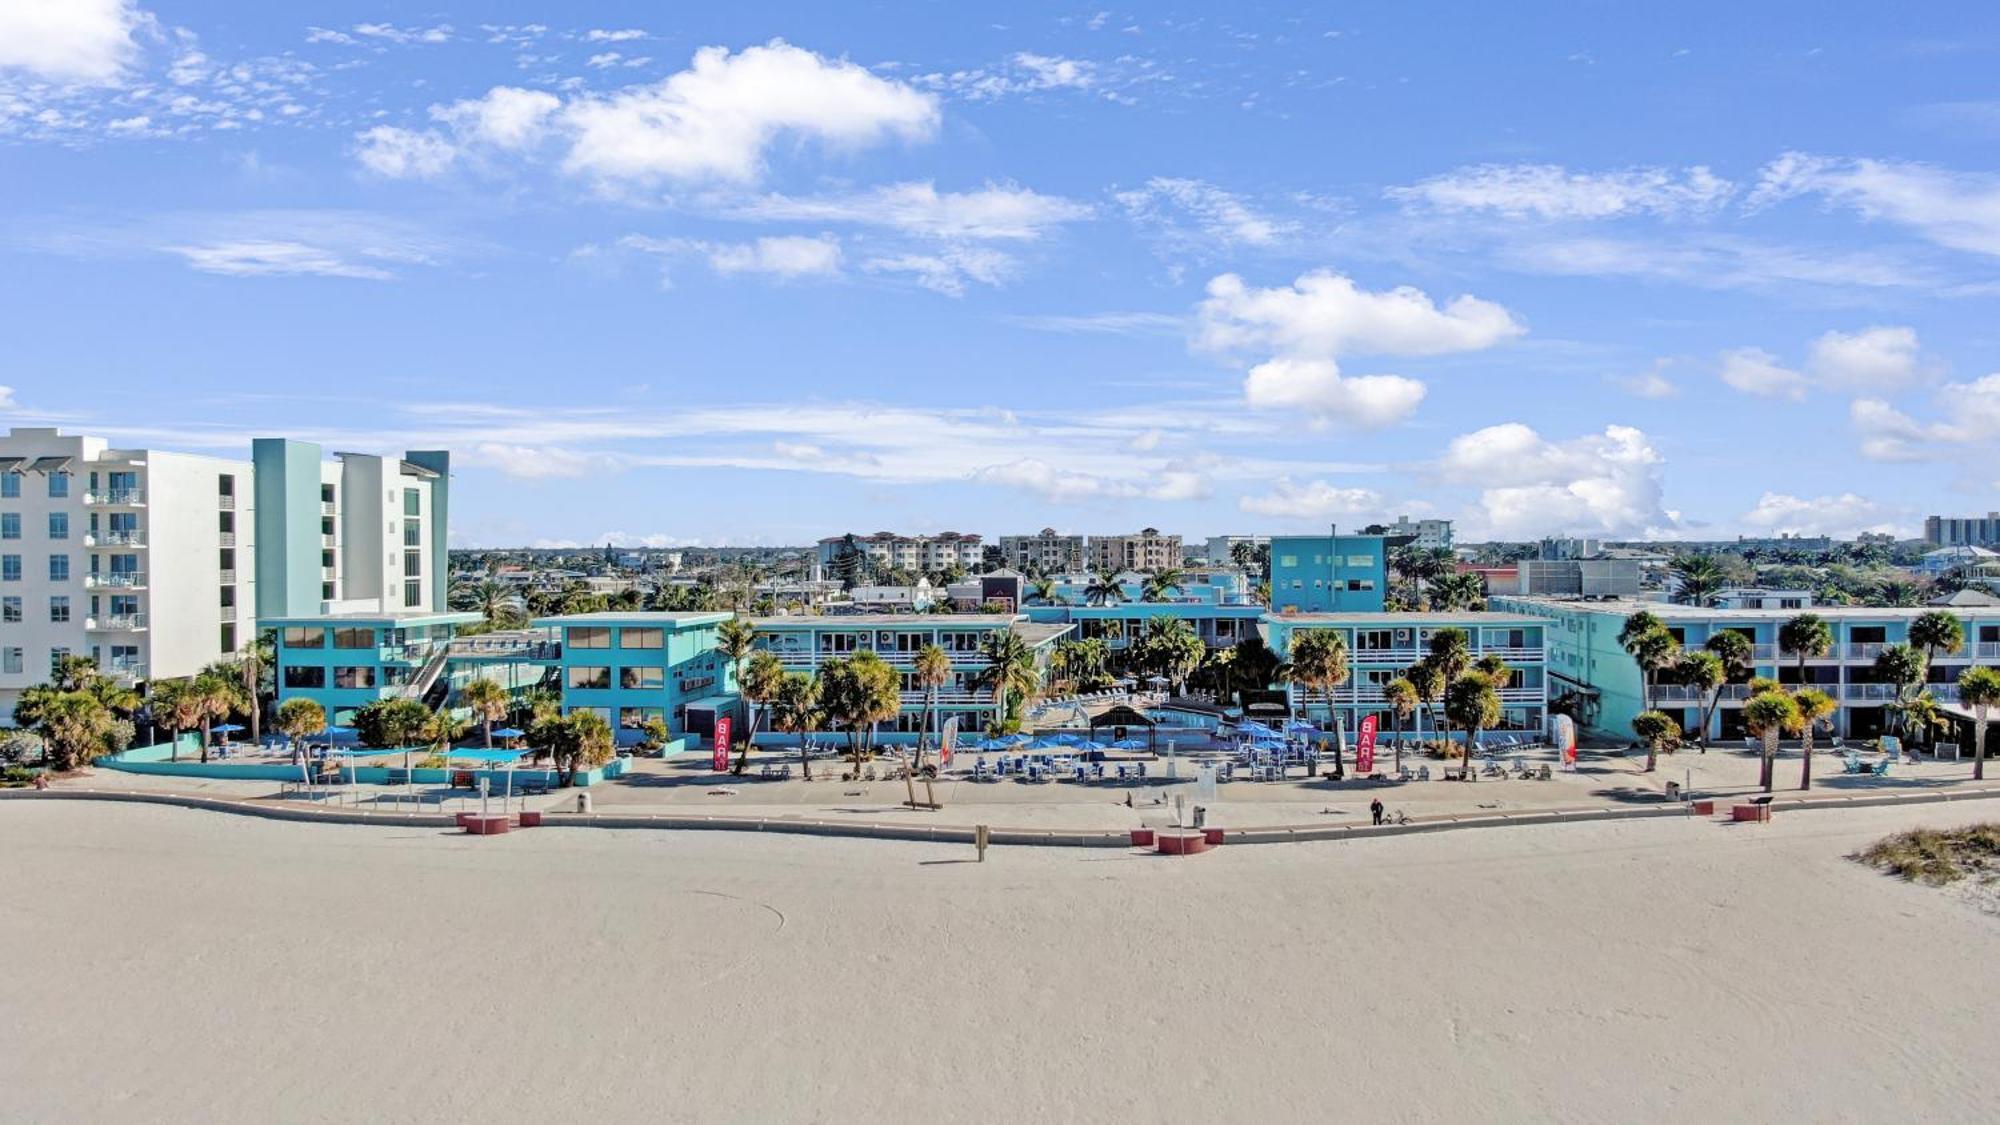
top-left (2, 2), bottom-right (1998, 549)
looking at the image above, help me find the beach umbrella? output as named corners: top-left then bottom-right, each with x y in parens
top-left (212, 723), bottom-right (244, 734)
top-left (490, 727), bottom-right (525, 739)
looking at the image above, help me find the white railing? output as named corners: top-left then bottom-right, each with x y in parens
top-left (1751, 645), bottom-right (1778, 661)
top-left (85, 572), bottom-right (147, 589)
top-left (1843, 683), bottom-right (1902, 701)
top-left (322, 500), bottom-right (336, 514)
top-left (1979, 643), bottom-right (2000, 661)
top-left (86, 613), bottom-right (147, 630)
top-left (900, 690), bottom-right (988, 705)
top-left (86, 530), bottom-right (145, 547)
top-left (217, 494), bottom-right (235, 510)
top-left (1654, 683), bottom-right (1752, 703)
top-left (103, 660), bottom-right (147, 680)
top-left (218, 569), bottom-right (236, 584)
top-left (217, 533), bottom-right (235, 548)
top-left (86, 489), bottom-right (145, 505)
top-left (1846, 643), bottom-right (1885, 661)
top-left (219, 604), bottom-right (237, 620)
top-left (1294, 686), bottom-right (1545, 705)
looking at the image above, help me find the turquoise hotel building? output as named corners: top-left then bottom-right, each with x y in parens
top-left (1262, 611), bottom-right (1550, 736)
top-left (1267, 533), bottom-right (1398, 614)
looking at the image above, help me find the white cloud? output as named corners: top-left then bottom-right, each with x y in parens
top-left (1196, 270), bottom-right (1524, 359)
top-left (1012, 52), bottom-right (1093, 90)
top-left (1749, 151), bottom-right (2000, 258)
top-left (734, 181), bottom-right (1090, 240)
top-left (586, 52), bottom-right (624, 69)
top-left (1116, 177), bottom-right (1294, 250)
top-left (162, 240), bottom-right (394, 279)
top-left (433, 85), bottom-right (560, 150)
top-left (0, 386), bottom-right (18, 409)
top-left (1437, 423), bottom-right (1671, 538)
top-left (1739, 492), bottom-right (1903, 537)
top-left (705, 235), bottom-right (842, 278)
top-left (354, 125), bottom-right (456, 178)
top-left (1002, 311), bottom-right (1184, 336)
top-left (1611, 363), bottom-right (1679, 399)
top-left (1807, 325), bottom-right (1928, 390)
top-left (1849, 375), bottom-right (2000, 462)
top-left (971, 459), bottom-right (1208, 504)
top-left (0, 0), bottom-right (148, 84)
top-left (862, 246), bottom-right (1015, 296)
top-left (560, 40), bottom-right (937, 186)
top-left (1239, 478), bottom-right (1385, 519)
top-left (585, 29), bottom-right (647, 43)
top-left (1389, 163), bottom-right (1734, 219)
top-left (460, 442), bottom-right (615, 479)
top-left (351, 24), bottom-right (453, 46)
top-left (1717, 346), bottom-right (1808, 400)
top-left (917, 51), bottom-right (1098, 100)
top-left (1242, 358), bottom-right (1426, 428)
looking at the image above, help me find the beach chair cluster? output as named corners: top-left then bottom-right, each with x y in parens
top-left (1841, 752), bottom-right (1892, 776)
top-left (971, 754), bottom-right (1127, 784)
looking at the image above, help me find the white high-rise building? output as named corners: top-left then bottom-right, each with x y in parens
top-left (0, 428), bottom-right (255, 717)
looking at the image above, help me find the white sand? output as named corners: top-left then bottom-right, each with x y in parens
top-left (2, 801), bottom-right (1996, 1123)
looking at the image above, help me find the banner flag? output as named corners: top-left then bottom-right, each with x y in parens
top-left (713, 716), bottom-right (732, 771)
top-left (1356, 714), bottom-right (1378, 774)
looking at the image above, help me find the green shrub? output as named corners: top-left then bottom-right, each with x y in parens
top-left (1854, 824), bottom-right (2000, 886)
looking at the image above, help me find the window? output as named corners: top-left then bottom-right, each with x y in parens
top-left (621, 666), bottom-right (664, 690)
top-left (220, 624), bottom-right (236, 652)
top-left (403, 549), bottom-right (421, 576)
top-left (283, 666), bottom-right (326, 688)
top-left (332, 627), bottom-right (375, 649)
top-left (404, 524), bottom-right (421, 548)
top-left (49, 647), bottom-right (68, 675)
top-left (403, 489), bottom-right (421, 517)
top-left (320, 484), bottom-right (334, 503)
top-left (47, 512), bottom-right (67, 540)
top-left (4, 556), bottom-right (22, 582)
top-left (0, 514), bottom-right (16, 540)
top-left (48, 555), bottom-right (68, 582)
top-left (332, 666), bottom-right (376, 689)
top-left (1346, 555), bottom-right (1375, 568)
top-left (404, 580), bottom-right (421, 607)
top-left (219, 586), bottom-right (235, 608)
top-left (0, 474), bottom-right (15, 499)
top-left (321, 516), bottom-right (334, 536)
top-left (218, 474), bottom-right (234, 498)
top-left (1278, 555), bottom-right (1298, 568)
top-left (49, 596), bottom-right (68, 623)
top-left (1, 597), bottom-right (17, 623)
top-left (568, 626), bottom-right (610, 649)
top-left (620, 627), bottom-right (664, 649)
top-left (321, 549), bottom-right (335, 568)
top-left (619, 707), bottom-right (664, 730)
top-left (321, 582), bottom-right (335, 601)
top-left (567, 666), bottom-right (612, 690)
top-left (1, 647), bottom-right (18, 674)
top-left (218, 511), bottom-right (234, 534)
top-left (47, 472), bottom-right (69, 498)
top-left (283, 626), bottom-right (326, 648)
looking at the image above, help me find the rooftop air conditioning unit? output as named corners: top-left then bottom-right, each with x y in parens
top-left (1394, 628), bottom-right (1413, 645)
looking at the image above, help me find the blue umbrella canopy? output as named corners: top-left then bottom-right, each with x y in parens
top-left (490, 727), bottom-right (526, 738)
top-left (211, 723), bottom-right (244, 734)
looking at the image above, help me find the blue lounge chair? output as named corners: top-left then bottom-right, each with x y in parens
top-left (1871, 757), bottom-right (1892, 776)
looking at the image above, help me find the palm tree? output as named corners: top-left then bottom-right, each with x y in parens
top-left (1901, 692), bottom-right (1947, 755)
top-left (1792, 687), bottom-right (1837, 790)
top-left (1778, 613), bottom-right (1833, 699)
top-left (911, 643), bottom-right (952, 760)
top-left (735, 650), bottom-right (786, 774)
top-left (1668, 554), bottom-right (1726, 606)
top-left (275, 697), bottom-right (325, 753)
top-left (1382, 677), bottom-right (1418, 773)
top-left (1444, 671), bottom-right (1501, 775)
top-left (1908, 610), bottom-right (1965, 676)
top-left (459, 677), bottom-right (510, 748)
top-left (25, 690), bottom-right (115, 772)
top-left (1677, 650), bottom-right (1725, 748)
top-left (1744, 689), bottom-right (1802, 794)
top-left (1406, 659), bottom-right (1445, 747)
top-left (973, 629), bottom-right (1039, 731)
top-left (188, 669), bottom-right (245, 764)
top-left (421, 708), bottom-right (471, 764)
top-left (1958, 666), bottom-right (2000, 782)
top-left (1284, 629), bottom-right (1351, 734)
top-left (1136, 617), bottom-right (1205, 695)
top-left (1426, 628), bottom-right (1471, 684)
top-left (714, 617), bottom-right (756, 762)
top-left (1872, 643), bottom-right (1927, 739)
top-left (1428, 572), bottom-right (1486, 611)
top-left (1631, 710), bottom-right (1680, 773)
top-left (1141, 567), bottom-right (1186, 602)
top-left (1027, 577), bottom-right (1060, 606)
top-left (770, 671), bottom-right (820, 780)
top-left (1082, 571), bottom-right (1125, 607)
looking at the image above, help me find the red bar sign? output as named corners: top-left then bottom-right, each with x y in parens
top-left (1355, 714), bottom-right (1378, 774)
top-left (713, 716), bottom-right (732, 771)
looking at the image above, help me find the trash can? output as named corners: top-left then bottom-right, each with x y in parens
top-left (576, 791), bottom-right (592, 814)
top-left (1192, 805), bottom-right (1207, 829)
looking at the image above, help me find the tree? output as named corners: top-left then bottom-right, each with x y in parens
top-left (1444, 671), bottom-right (1502, 775)
top-left (1284, 630), bottom-right (1351, 733)
top-left (148, 679), bottom-right (199, 761)
top-left (1428, 572), bottom-right (1486, 612)
top-left (1027, 577), bottom-right (1060, 606)
top-left (187, 670), bottom-right (246, 764)
top-left (1677, 650), bottom-right (1726, 748)
top-left (1908, 611), bottom-right (1965, 678)
top-left (714, 617), bottom-right (757, 763)
top-left (818, 651), bottom-right (901, 768)
top-left (735, 650), bottom-right (786, 774)
top-left (1743, 690), bottom-right (1802, 794)
top-left (973, 628), bottom-right (1040, 731)
top-left (421, 708), bottom-right (471, 764)
top-left (1958, 666), bottom-right (2000, 782)
top-left (1135, 617), bottom-right (1205, 695)
top-left (1141, 567), bottom-right (1186, 603)
top-left (1901, 692), bottom-right (1948, 754)
top-left (1792, 687), bottom-right (1837, 790)
top-left (1668, 554), bottom-right (1725, 606)
top-left (769, 671), bottom-right (821, 780)
top-left (1382, 677), bottom-right (1418, 773)
top-left (451, 576), bottom-right (527, 628)
top-left (1620, 615), bottom-right (1680, 713)
top-left (1426, 628), bottom-right (1472, 684)
top-left (1082, 571), bottom-right (1125, 607)
top-left (1872, 643), bottom-right (1927, 739)
top-left (535, 708), bottom-right (615, 787)
top-left (21, 690), bottom-right (115, 772)
top-left (459, 677), bottom-right (510, 749)
top-left (1406, 659), bottom-right (1445, 746)
top-left (275, 697), bottom-right (325, 750)
top-left (1778, 614), bottom-right (1833, 695)
top-left (1704, 630), bottom-right (1754, 683)
top-left (1630, 710), bottom-right (1680, 773)
top-left (911, 643), bottom-right (952, 756)
top-left (353, 697), bottom-right (432, 769)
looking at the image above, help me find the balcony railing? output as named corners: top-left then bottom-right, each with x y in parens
top-left (1979, 643), bottom-right (2000, 661)
top-left (1653, 684), bottom-right (1752, 703)
top-left (85, 530), bottom-right (146, 547)
top-left (1294, 686), bottom-right (1545, 705)
top-left (1349, 645), bottom-right (1544, 665)
top-left (86, 489), bottom-right (146, 505)
top-left (217, 494), bottom-right (235, 510)
top-left (219, 604), bottom-right (237, 620)
top-left (321, 500), bottom-right (336, 514)
top-left (1751, 644), bottom-right (1778, 661)
top-left (103, 660), bottom-right (148, 681)
top-left (85, 572), bottom-right (147, 589)
top-left (217, 533), bottom-right (236, 548)
top-left (1845, 643), bottom-right (1886, 661)
top-left (218, 569), bottom-right (236, 584)
top-left (1843, 683), bottom-right (1903, 701)
top-left (86, 613), bottom-right (148, 631)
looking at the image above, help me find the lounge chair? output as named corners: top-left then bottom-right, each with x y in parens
top-left (1871, 758), bottom-right (1892, 776)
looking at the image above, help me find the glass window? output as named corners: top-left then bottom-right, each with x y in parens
top-left (1346, 555), bottom-right (1375, 568)
top-left (568, 626), bottom-right (610, 649)
top-left (1, 597), bottom-right (18, 622)
top-left (1, 647), bottom-right (19, 674)
top-left (566, 666), bottom-right (612, 690)
top-left (619, 707), bottom-right (664, 730)
top-left (283, 665), bottom-right (325, 688)
top-left (0, 474), bottom-right (16, 499)
top-left (47, 472), bottom-right (69, 498)
top-left (403, 549), bottom-right (421, 576)
top-left (404, 579), bottom-right (422, 607)
top-left (1278, 555), bottom-right (1298, 568)
top-left (283, 626), bottom-right (327, 648)
top-left (48, 596), bottom-right (68, 623)
top-left (620, 666), bottom-right (664, 690)
top-left (47, 512), bottom-right (67, 540)
top-left (620, 627), bottom-right (664, 649)
top-left (404, 523), bottom-right (421, 548)
top-left (48, 555), bottom-right (68, 582)
top-left (332, 627), bottom-right (375, 649)
top-left (332, 666), bottom-right (377, 689)
top-left (403, 489), bottom-right (421, 517)
top-left (0, 514), bottom-right (16, 540)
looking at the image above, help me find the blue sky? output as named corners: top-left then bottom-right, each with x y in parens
top-left (3, 2), bottom-right (1998, 548)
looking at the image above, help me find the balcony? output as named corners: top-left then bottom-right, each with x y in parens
top-left (217, 494), bottom-right (235, 510)
top-left (85, 530), bottom-right (146, 547)
top-left (102, 660), bottom-right (148, 682)
top-left (218, 569), bottom-right (236, 584)
top-left (1843, 683), bottom-right (1903, 702)
top-left (86, 489), bottom-right (146, 506)
top-left (217, 532), bottom-right (236, 548)
top-left (1751, 644), bottom-right (1778, 661)
top-left (1653, 684), bottom-right (1752, 704)
top-left (1845, 643), bottom-right (1886, 661)
top-left (85, 572), bottom-right (147, 590)
top-left (1980, 643), bottom-right (2000, 661)
top-left (321, 500), bottom-right (336, 515)
top-left (219, 604), bottom-right (237, 621)
top-left (86, 613), bottom-right (148, 631)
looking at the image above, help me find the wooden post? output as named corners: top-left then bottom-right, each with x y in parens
top-left (975, 824), bottom-right (990, 862)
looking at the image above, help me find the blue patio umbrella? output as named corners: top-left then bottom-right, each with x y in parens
top-left (490, 727), bottom-right (526, 739)
top-left (212, 723), bottom-right (244, 734)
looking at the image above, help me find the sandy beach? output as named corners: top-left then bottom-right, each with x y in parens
top-left (3, 800), bottom-right (1996, 1123)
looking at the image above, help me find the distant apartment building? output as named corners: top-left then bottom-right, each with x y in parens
top-left (1515, 558), bottom-right (1641, 598)
top-left (1710, 587), bottom-right (1813, 611)
top-left (1926, 512), bottom-right (2000, 548)
top-left (252, 439), bottom-right (450, 619)
top-left (0, 428), bottom-right (254, 716)
top-left (1267, 534), bottom-right (1392, 614)
top-left (815, 532), bottom-right (984, 573)
top-left (1202, 535), bottom-right (1269, 566)
top-left (1088, 528), bottom-right (1182, 573)
top-left (1537, 537), bottom-right (1601, 561)
top-left (998, 528), bottom-right (1086, 572)
top-left (1363, 516), bottom-right (1454, 551)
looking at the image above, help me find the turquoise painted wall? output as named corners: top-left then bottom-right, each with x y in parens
top-left (252, 438), bottom-right (326, 618)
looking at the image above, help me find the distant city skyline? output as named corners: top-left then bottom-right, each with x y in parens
top-left (4, 2), bottom-right (1997, 547)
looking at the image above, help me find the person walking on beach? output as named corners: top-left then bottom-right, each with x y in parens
top-left (1370, 798), bottom-right (1384, 826)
